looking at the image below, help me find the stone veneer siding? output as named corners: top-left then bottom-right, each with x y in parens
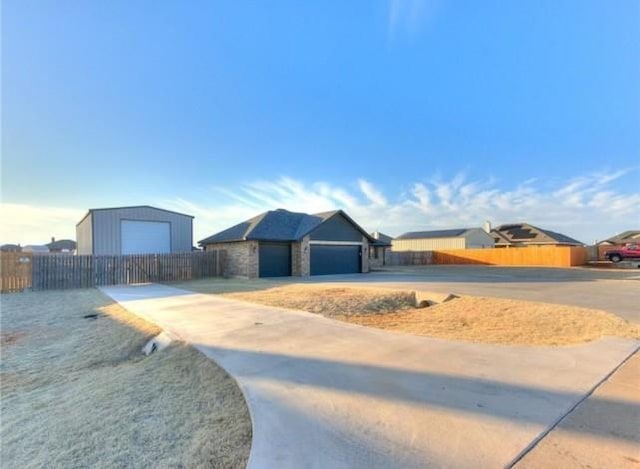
top-left (369, 246), bottom-right (390, 269)
top-left (205, 240), bottom-right (259, 278)
top-left (361, 236), bottom-right (370, 273)
top-left (207, 235), bottom-right (370, 278)
top-left (291, 235), bottom-right (310, 276)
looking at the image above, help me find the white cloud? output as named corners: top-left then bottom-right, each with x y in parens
top-left (3, 170), bottom-right (639, 246)
top-left (164, 170), bottom-right (638, 245)
top-left (358, 179), bottom-right (388, 207)
top-left (388, 0), bottom-right (440, 41)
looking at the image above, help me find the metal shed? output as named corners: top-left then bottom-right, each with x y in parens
top-left (392, 228), bottom-right (494, 251)
top-left (76, 205), bottom-right (193, 255)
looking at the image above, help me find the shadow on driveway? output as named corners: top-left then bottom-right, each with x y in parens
top-left (199, 344), bottom-right (640, 444)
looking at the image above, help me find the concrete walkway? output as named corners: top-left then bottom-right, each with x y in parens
top-left (516, 352), bottom-right (640, 468)
top-left (101, 283), bottom-right (639, 469)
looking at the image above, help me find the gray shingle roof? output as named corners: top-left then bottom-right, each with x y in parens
top-left (491, 223), bottom-right (583, 246)
top-left (536, 227), bottom-right (584, 245)
top-left (601, 230), bottom-right (640, 245)
top-left (199, 209), bottom-right (371, 245)
top-left (396, 228), bottom-right (473, 240)
top-left (370, 231), bottom-right (393, 246)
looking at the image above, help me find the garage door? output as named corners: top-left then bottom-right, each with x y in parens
top-left (121, 220), bottom-right (171, 255)
top-left (310, 245), bottom-right (361, 276)
top-left (259, 242), bottom-right (291, 277)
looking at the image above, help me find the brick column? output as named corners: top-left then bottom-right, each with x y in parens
top-left (361, 236), bottom-right (370, 273)
top-left (247, 241), bottom-right (259, 278)
top-left (292, 236), bottom-right (311, 276)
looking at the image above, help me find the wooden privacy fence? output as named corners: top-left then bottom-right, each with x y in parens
top-left (432, 246), bottom-right (588, 267)
top-left (1, 251), bottom-right (225, 292)
top-left (1, 252), bottom-right (33, 292)
top-left (386, 251), bottom-right (434, 266)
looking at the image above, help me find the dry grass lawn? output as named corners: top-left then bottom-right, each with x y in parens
top-left (171, 277), bottom-right (284, 295)
top-left (224, 284), bottom-right (416, 315)
top-left (1, 289), bottom-right (251, 469)
top-left (224, 284), bottom-right (640, 346)
top-left (335, 296), bottom-right (640, 346)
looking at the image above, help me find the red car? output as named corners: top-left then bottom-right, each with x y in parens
top-left (604, 243), bottom-right (640, 262)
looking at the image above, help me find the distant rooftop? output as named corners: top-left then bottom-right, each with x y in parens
top-left (600, 230), bottom-right (640, 245)
top-left (47, 239), bottom-right (76, 251)
top-left (491, 223), bottom-right (583, 246)
top-left (370, 231), bottom-right (393, 246)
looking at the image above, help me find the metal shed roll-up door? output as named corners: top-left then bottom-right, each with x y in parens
top-left (310, 245), bottom-right (361, 275)
top-left (259, 242), bottom-right (292, 277)
top-left (121, 220), bottom-right (171, 255)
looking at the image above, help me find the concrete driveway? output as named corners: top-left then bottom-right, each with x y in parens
top-left (303, 266), bottom-right (640, 323)
top-left (102, 283), bottom-right (638, 469)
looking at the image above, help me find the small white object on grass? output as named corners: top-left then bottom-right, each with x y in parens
top-left (142, 331), bottom-right (175, 356)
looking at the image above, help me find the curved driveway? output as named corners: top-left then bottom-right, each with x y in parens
top-left (308, 266), bottom-right (640, 323)
top-left (102, 283), bottom-right (638, 468)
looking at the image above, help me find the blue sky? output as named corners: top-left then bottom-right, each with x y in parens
top-left (2, 0), bottom-right (639, 244)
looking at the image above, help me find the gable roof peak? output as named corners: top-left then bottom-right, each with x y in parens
top-left (198, 208), bottom-right (373, 245)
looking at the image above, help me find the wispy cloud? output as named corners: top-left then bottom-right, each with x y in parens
top-left (3, 170), bottom-right (638, 246)
top-left (387, 0), bottom-right (440, 41)
top-left (163, 170), bottom-right (638, 244)
top-left (358, 179), bottom-right (388, 207)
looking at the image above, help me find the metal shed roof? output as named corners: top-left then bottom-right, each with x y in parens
top-left (76, 205), bottom-right (193, 226)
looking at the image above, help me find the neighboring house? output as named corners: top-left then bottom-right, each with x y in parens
top-left (0, 244), bottom-right (21, 253)
top-left (491, 223), bottom-right (583, 247)
top-left (46, 237), bottom-right (76, 254)
top-left (22, 245), bottom-right (50, 253)
top-left (597, 230), bottom-right (640, 246)
top-left (594, 230), bottom-right (640, 260)
top-left (369, 231), bottom-right (393, 267)
top-left (76, 205), bottom-right (193, 255)
top-left (199, 208), bottom-right (373, 278)
top-left (392, 228), bottom-right (494, 251)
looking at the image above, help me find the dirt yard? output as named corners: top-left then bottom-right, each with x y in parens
top-left (223, 284), bottom-right (640, 346)
top-left (1, 289), bottom-right (251, 469)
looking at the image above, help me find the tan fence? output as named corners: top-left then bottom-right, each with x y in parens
top-left (432, 246), bottom-right (588, 267)
top-left (1, 251), bottom-right (225, 293)
top-left (1, 252), bottom-right (33, 292)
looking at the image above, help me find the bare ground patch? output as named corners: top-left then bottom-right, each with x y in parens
top-left (224, 284), bottom-right (640, 346)
top-left (0, 289), bottom-right (251, 468)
